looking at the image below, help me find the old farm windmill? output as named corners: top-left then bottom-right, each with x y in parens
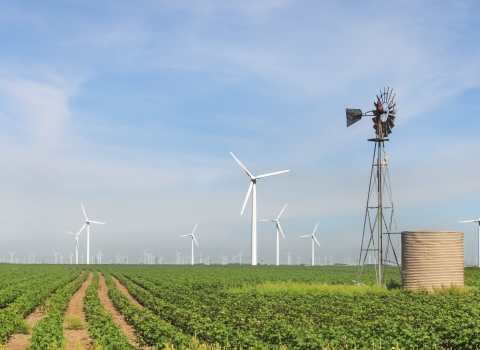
top-left (346, 88), bottom-right (400, 286)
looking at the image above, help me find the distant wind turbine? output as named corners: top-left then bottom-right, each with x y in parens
top-left (77, 204), bottom-right (105, 265)
top-left (260, 203), bottom-right (287, 266)
top-left (459, 218), bottom-right (480, 267)
top-left (300, 223), bottom-right (320, 266)
top-left (8, 251), bottom-right (14, 264)
top-left (180, 223), bottom-right (199, 265)
top-left (284, 251), bottom-right (292, 265)
top-left (230, 152), bottom-right (290, 265)
top-left (67, 226), bottom-right (83, 264)
top-left (53, 251), bottom-right (59, 264)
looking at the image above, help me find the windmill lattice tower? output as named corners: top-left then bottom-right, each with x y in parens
top-left (346, 87), bottom-right (401, 286)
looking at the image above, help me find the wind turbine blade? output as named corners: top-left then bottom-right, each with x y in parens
top-left (299, 235), bottom-right (310, 238)
top-left (241, 181), bottom-right (253, 215)
top-left (277, 203), bottom-right (288, 220)
top-left (180, 234), bottom-right (190, 237)
top-left (259, 220), bottom-right (275, 222)
top-left (191, 223), bottom-right (198, 235)
top-left (313, 235), bottom-right (321, 247)
top-left (459, 220), bottom-right (480, 223)
top-left (255, 170), bottom-right (290, 179)
top-left (230, 152), bottom-right (253, 178)
top-left (277, 222), bottom-right (285, 239)
top-left (81, 204), bottom-right (87, 220)
top-left (76, 223), bottom-right (86, 235)
top-left (193, 236), bottom-right (199, 246)
top-left (89, 221), bottom-right (105, 225)
top-left (66, 231), bottom-right (75, 235)
top-left (312, 223), bottom-right (318, 235)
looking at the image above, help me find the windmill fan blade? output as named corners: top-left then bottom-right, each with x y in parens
top-left (256, 170), bottom-right (290, 179)
top-left (193, 236), bottom-right (199, 246)
top-left (230, 152), bottom-right (253, 178)
top-left (180, 234), bottom-right (190, 237)
top-left (346, 109), bottom-right (363, 127)
top-left (67, 231), bottom-right (75, 235)
top-left (241, 182), bottom-right (253, 215)
top-left (278, 222), bottom-right (285, 239)
top-left (313, 235), bottom-right (321, 247)
top-left (277, 203), bottom-right (287, 220)
top-left (459, 220), bottom-right (480, 223)
top-left (312, 223), bottom-right (318, 235)
top-left (299, 235), bottom-right (310, 238)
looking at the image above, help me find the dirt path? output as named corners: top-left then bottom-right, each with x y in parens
top-left (5, 307), bottom-right (45, 350)
top-left (64, 271), bottom-right (94, 350)
top-left (98, 273), bottom-right (140, 348)
top-left (111, 275), bottom-right (144, 308)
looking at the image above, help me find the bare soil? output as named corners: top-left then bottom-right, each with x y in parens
top-left (98, 273), bottom-right (139, 348)
top-left (111, 275), bottom-right (144, 308)
top-left (64, 271), bottom-right (94, 350)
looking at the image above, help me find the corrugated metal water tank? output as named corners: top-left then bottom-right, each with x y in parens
top-left (401, 231), bottom-right (464, 291)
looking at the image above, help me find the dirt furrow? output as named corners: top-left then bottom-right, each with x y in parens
top-left (98, 273), bottom-right (139, 348)
top-left (64, 271), bottom-right (94, 350)
top-left (111, 275), bottom-right (144, 308)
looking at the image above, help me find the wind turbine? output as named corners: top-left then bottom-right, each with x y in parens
top-left (284, 251), bottom-right (292, 265)
top-left (230, 152), bottom-right (290, 265)
top-left (69, 252), bottom-right (74, 264)
top-left (175, 251), bottom-right (181, 265)
top-left (297, 254), bottom-right (301, 265)
top-left (460, 218), bottom-right (480, 267)
top-left (260, 203), bottom-right (287, 266)
top-left (239, 250), bottom-right (244, 265)
top-left (53, 251), bottom-right (59, 264)
top-left (67, 226), bottom-right (83, 264)
top-left (60, 254), bottom-right (64, 264)
top-left (180, 223), bottom-right (199, 265)
top-left (77, 204), bottom-right (105, 265)
top-left (300, 223), bottom-right (320, 266)
top-left (8, 252), bottom-right (15, 264)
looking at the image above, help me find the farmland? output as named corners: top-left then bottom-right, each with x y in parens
top-left (1, 265), bottom-right (480, 349)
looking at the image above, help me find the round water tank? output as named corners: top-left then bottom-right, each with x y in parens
top-left (401, 231), bottom-right (464, 291)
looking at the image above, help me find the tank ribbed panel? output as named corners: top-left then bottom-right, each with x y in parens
top-left (401, 231), bottom-right (464, 291)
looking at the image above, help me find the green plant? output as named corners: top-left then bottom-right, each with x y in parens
top-left (64, 315), bottom-right (85, 330)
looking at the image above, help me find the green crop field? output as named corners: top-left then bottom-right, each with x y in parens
top-left (1, 264), bottom-right (480, 349)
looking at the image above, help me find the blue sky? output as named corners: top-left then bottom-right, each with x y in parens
top-left (0, 1), bottom-right (479, 264)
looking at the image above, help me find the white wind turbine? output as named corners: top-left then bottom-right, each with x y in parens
top-left (300, 223), bottom-right (320, 266)
top-left (180, 223), bottom-right (199, 265)
top-left (260, 203), bottom-right (287, 266)
top-left (238, 250), bottom-right (244, 265)
top-left (284, 251), bottom-right (292, 265)
top-left (8, 251), bottom-right (15, 264)
top-left (53, 251), bottom-right (59, 264)
top-left (459, 218), bottom-right (480, 267)
top-left (68, 252), bottom-right (74, 264)
top-left (77, 204), bottom-right (105, 265)
top-left (230, 152), bottom-right (290, 265)
top-left (67, 226), bottom-right (83, 265)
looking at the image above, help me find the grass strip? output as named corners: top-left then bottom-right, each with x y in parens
top-left (28, 270), bottom-right (90, 349)
top-left (102, 270), bottom-right (190, 348)
top-left (83, 271), bottom-right (135, 350)
top-left (0, 268), bottom-right (81, 345)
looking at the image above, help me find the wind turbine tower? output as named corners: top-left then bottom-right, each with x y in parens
top-left (8, 251), bottom-right (14, 264)
top-left (230, 152), bottom-right (289, 265)
top-left (260, 203), bottom-right (287, 266)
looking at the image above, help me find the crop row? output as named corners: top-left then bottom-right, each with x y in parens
top-left (28, 270), bottom-right (90, 349)
top-left (83, 271), bottom-right (135, 349)
top-left (112, 266), bottom-right (480, 349)
top-left (0, 267), bottom-right (81, 344)
top-left (101, 270), bottom-right (190, 348)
